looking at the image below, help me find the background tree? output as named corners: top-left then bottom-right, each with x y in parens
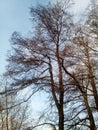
top-left (0, 76), bottom-right (30, 130)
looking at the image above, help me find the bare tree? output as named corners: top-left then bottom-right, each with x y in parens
top-left (0, 76), bottom-right (30, 130)
top-left (4, 1), bottom-right (98, 130)
top-left (5, 1), bottom-right (74, 130)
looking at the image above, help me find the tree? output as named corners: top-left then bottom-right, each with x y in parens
top-left (5, 1), bottom-right (98, 130)
top-left (67, 2), bottom-right (98, 127)
top-left (83, 2), bottom-right (98, 129)
top-left (72, 31), bottom-right (97, 130)
top-left (5, 1), bottom-right (73, 130)
top-left (0, 76), bottom-right (30, 130)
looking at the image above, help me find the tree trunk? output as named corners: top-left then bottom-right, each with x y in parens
top-left (89, 68), bottom-right (98, 110)
top-left (58, 92), bottom-right (64, 130)
top-left (83, 92), bottom-right (96, 130)
top-left (5, 87), bottom-right (9, 130)
top-left (48, 57), bottom-right (64, 130)
top-left (85, 45), bottom-right (98, 110)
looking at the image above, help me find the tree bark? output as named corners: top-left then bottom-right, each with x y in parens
top-left (85, 44), bottom-right (98, 110)
top-left (58, 92), bottom-right (64, 130)
top-left (83, 92), bottom-right (96, 130)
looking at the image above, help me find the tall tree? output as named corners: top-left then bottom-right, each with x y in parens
top-left (5, 1), bottom-right (73, 130)
top-left (5, 1), bottom-right (98, 130)
top-left (83, 0), bottom-right (98, 110)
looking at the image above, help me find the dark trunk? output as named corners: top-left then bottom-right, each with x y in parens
top-left (48, 56), bottom-right (64, 130)
top-left (86, 45), bottom-right (98, 110)
top-left (54, 32), bottom-right (64, 130)
top-left (89, 69), bottom-right (98, 110)
top-left (83, 92), bottom-right (96, 130)
top-left (58, 92), bottom-right (64, 130)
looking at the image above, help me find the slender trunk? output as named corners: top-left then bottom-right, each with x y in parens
top-left (89, 68), bottom-right (98, 110)
top-left (86, 45), bottom-right (98, 110)
top-left (56, 43), bottom-right (64, 130)
top-left (58, 92), bottom-right (64, 130)
top-left (48, 57), bottom-right (59, 110)
top-left (0, 111), bottom-right (4, 130)
top-left (83, 92), bottom-right (96, 130)
top-left (5, 87), bottom-right (9, 130)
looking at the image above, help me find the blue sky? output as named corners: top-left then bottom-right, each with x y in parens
top-left (0, 0), bottom-right (51, 74)
top-left (0, 0), bottom-right (31, 74)
top-left (0, 0), bottom-right (90, 74)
